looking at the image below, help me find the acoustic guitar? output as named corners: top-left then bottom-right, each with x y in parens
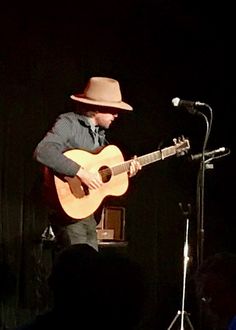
top-left (43, 137), bottom-right (190, 220)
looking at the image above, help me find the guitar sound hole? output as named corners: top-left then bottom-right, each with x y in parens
top-left (99, 166), bottom-right (112, 183)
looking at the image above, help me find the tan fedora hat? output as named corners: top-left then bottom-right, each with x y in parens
top-left (70, 77), bottom-right (133, 111)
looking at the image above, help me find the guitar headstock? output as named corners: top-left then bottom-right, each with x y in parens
top-left (173, 136), bottom-right (190, 156)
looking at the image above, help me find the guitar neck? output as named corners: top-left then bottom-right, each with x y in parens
top-left (112, 146), bottom-right (177, 176)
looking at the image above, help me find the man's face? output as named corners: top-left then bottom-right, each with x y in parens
top-left (94, 112), bottom-right (118, 129)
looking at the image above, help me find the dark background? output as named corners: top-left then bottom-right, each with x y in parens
top-left (0, 1), bottom-right (235, 329)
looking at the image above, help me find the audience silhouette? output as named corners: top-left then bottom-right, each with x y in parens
top-left (13, 243), bottom-right (146, 330)
top-left (195, 252), bottom-right (236, 330)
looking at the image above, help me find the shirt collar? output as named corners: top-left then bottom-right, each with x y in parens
top-left (77, 114), bottom-right (104, 135)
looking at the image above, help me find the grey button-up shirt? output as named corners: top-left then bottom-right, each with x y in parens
top-left (34, 112), bottom-right (107, 176)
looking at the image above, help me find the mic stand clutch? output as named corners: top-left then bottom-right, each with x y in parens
top-left (167, 203), bottom-right (194, 330)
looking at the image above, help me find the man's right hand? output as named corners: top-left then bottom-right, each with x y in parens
top-left (76, 167), bottom-right (103, 190)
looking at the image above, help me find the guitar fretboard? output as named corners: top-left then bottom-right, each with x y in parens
top-left (111, 146), bottom-right (177, 176)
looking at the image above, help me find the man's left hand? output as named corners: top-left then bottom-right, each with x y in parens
top-left (128, 156), bottom-right (142, 178)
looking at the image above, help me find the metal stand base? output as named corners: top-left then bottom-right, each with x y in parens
top-left (167, 310), bottom-right (194, 330)
top-left (167, 204), bottom-right (195, 330)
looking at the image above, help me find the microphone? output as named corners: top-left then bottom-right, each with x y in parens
top-left (172, 97), bottom-right (206, 115)
top-left (191, 147), bottom-right (227, 160)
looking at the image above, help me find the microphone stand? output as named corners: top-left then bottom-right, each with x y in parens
top-left (194, 103), bottom-right (230, 330)
top-left (195, 104), bottom-right (213, 330)
top-left (196, 106), bottom-right (213, 268)
top-left (167, 203), bottom-right (194, 330)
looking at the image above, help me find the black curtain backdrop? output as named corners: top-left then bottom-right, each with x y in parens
top-left (1, 1), bottom-right (235, 329)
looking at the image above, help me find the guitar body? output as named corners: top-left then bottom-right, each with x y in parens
top-left (54, 145), bottom-right (129, 220)
top-left (43, 137), bottom-right (190, 222)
